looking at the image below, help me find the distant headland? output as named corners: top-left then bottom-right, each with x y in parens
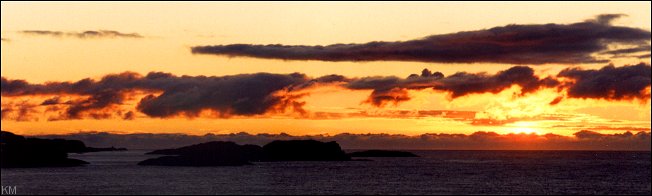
top-left (1, 131), bottom-right (126, 168)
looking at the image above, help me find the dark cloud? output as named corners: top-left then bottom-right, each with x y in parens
top-left (636, 53), bottom-right (651, 59)
top-left (558, 63), bottom-right (651, 100)
top-left (40, 97), bottom-right (64, 106)
top-left (31, 130), bottom-right (651, 151)
top-left (365, 88), bottom-right (411, 107)
top-left (64, 90), bottom-right (127, 119)
top-left (346, 66), bottom-right (558, 106)
top-left (586, 14), bottom-right (627, 25)
top-left (346, 70), bottom-right (438, 106)
top-left (123, 111), bottom-right (135, 120)
top-left (2, 72), bottom-right (144, 96)
top-left (191, 14), bottom-right (650, 65)
top-left (1, 72), bottom-right (318, 119)
top-left (601, 45), bottom-right (651, 57)
top-left (436, 66), bottom-right (560, 97)
top-left (19, 30), bottom-right (144, 39)
top-left (2, 64), bottom-right (650, 120)
top-left (136, 72), bottom-right (310, 117)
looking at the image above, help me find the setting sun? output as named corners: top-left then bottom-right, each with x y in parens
top-left (509, 122), bottom-right (542, 135)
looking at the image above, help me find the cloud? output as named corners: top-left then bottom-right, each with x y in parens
top-left (1, 38), bottom-right (9, 42)
top-left (558, 63), bottom-right (651, 100)
top-left (600, 45), bottom-right (651, 57)
top-left (341, 63), bottom-right (648, 107)
top-left (65, 90), bottom-right (127, 119)
top-left (585, 14), bottom-right (628, 25)
top-left (346, 66), bottom-right (558, 106)
top-left (122, 111), bottom-right (136, 120)
top-left (308, 109), bottom-right (477, 120)
top-left (40, 96), bottom-right (67, 106)
top-left (0, 102), bottom-right (40, 121)
top-left (2, 64), bottom-right (650, 120)
top-left (19, 30), bottom-right (144, 39)
top-left (1, 72), bottom-right (324, 119)
top-left (191, 14), bottom-right (650, 64)
top-left (30, 130), bottom-right (651, 151)
top-left (637, 54), bottom-right (651, 59)
top-left (135, 72), bottom-right (311, 117)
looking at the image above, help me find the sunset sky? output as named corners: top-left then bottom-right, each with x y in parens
top-left (1, 2), bottom-right (650, 138)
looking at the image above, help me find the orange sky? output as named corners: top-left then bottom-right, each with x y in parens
top-left (1, 2), bottom-right (650, 136)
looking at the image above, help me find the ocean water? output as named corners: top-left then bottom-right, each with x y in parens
top-left (1, 150), bottom-right (650, 195)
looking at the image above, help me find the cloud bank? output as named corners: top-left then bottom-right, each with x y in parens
top-left (2, 64), bottom-right (650, 121)
top-left (558, 63), bottom-right (651, 100)
top-left (191, 14), bottom-right (651, 64)
top-left (2, 72), bottom-right (324, 119)
top-left (347, 66), bottom-right (559, 106)
top-left (28, 130), bottom-right (651, 151)
top-left (19, 30), bottom-right (144, 39)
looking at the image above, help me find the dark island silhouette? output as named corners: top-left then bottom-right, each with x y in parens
top-left (139, 140), bottom-right (351, 166)
top-left (262, 140), bottom-right (350, 161)
top-left (348, 150), bottom-right (419, 157)
top-left (140, 141), bottom-right (264, 166)
top-left (1, 131), bottom-right (127, 168)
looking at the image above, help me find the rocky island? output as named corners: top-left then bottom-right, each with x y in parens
top-left (139, 141), bottom-right (264, 166)
top-left (139, 139), bottom-right (350, 166)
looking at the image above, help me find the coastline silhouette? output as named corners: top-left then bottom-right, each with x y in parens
top-left (1, 131), bottom-right (126, 168)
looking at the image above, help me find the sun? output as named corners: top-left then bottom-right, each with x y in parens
top-left (512, 127), bottom-right (540, 134)
top-left (509, 122), bottom-right (542, 135)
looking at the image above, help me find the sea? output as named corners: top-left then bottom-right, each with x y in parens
top-left (1, 150), bottom-right (650, 195)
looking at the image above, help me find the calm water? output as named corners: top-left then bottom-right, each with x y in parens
top-left (1, 150), bottom-right (650, 195)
